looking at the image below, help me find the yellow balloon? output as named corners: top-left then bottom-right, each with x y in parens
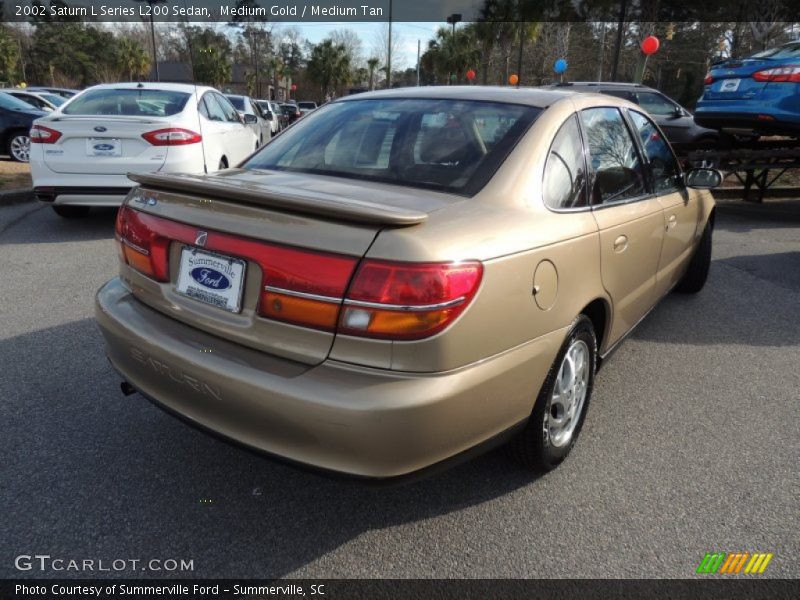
top-left (19, 82), bottom-right (27, 89)
top-left (508, 74), bottom-right (519, 85)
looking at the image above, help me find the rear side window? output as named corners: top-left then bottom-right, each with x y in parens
top-left (580, 107), bottom-right (646, 204)
top-left (63, 89), bottom-right (190, 116)
top-left (543, 114), bottom-right (587, 209)
top-left (200, 94), bottom-right (227, 122)
top-left (214, 93), bottom-right (241, 123)
top-left (244, 98), bottom-right (541, 196)
top-left (628, 110), bottom-right (681, 194)
top-left (634, 92), bottom-right (677, 116)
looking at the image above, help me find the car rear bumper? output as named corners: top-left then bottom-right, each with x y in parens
top-left (95, 278), bottom-right (562, 479)
top-left (35, 186), bottom-right (132, 206)
top-left (694, 101), bottom-right (800, 135)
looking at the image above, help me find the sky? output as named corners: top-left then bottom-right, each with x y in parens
top-left (297, 22), bottom-right (441, 68)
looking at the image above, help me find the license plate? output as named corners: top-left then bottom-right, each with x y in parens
top-left (87, 138), bottom-right (121, 156)
top-left (176, 247), bottom-right (246, 313)
top-left (720, 79), bottom-right (741, 92)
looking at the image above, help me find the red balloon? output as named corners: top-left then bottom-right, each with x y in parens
top-left (641, 36), bottom-right (660, 55)
top-left (290, 84), bottom-right (297, 91)
top-left (466, 69), bottom-right (476, 81)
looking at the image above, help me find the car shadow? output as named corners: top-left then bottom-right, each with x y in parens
top-left (0, 205), bottom-right (117, 245)
top-left (713, 197), bottom-right (800, 233)
top-left (1, 318), bottom-right (541, 579)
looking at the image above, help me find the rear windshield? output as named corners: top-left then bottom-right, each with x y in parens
top-left (63, 89), bottom-right (190, 116)
top-left (298, 102), bottom-right (317, 109)
top-left (40, 93), bottom-right (66, 106)
top-left (749, 43), bottom-right (800, 60)
top-left (0, 91), bottom-right (41, 111)
top-left (243, 98), bottom-right (540, 196)
top-left (227, 96), bottom-right (245, 111)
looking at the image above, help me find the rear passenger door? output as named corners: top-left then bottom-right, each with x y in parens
top-left (581, 107), bottom-right (665, 345)
top-left (627, 110), bottom-right (701, 296)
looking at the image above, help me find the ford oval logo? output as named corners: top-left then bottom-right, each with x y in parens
top-left (94, 143), bottom-right (115, 151)
top-left (190, 267), bottom-right (231, 290)
top-left (94, 126), bottom-right (107, 132)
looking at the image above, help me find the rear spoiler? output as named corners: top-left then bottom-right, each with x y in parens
top-left (128, 172), bottom-right (428, 227)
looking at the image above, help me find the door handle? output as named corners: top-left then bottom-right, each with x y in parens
top-left (667, 214), bottom-right (677, 230)
top-left (613, 235), bottom-right (628, 253)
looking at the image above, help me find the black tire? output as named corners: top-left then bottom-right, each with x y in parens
top-left (508, 315), bottom-right (597, 471)
top-left (674, 220), bottom-right (712, 294)
top-left (52, 205), bottom-right (90, 219)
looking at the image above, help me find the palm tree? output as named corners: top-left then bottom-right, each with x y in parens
top-left (116, 38), bottom-right (151, 82)
top-left (366, 57), bottom-right (379, 90)
top-left (307, 39), bottom-right (351, 100)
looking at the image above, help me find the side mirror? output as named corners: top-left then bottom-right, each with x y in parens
top-left (264, 112), bottom-right (273, 121)
top-left (685, 168), bottom-right (722, 189)
top-left (243, 113), bottom-right (258, 124)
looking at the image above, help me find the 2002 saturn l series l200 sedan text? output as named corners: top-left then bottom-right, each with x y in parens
top-left (95, 87), bottom-right (720, 480)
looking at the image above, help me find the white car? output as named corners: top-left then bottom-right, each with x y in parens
top-left (225, 94), bottom-right (272, 146)
top-left (30, 82), bottom-right (258, 218)
top-left (256, 99), bottom-right (281, 135)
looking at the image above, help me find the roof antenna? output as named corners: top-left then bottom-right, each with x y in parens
top-left (137, 82), bottom-right (144, 88)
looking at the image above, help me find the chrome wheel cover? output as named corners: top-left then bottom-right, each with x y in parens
top-left (544, 339), bottom-right (590, 448)
top-left (10, 135), bottom-right (30, 162)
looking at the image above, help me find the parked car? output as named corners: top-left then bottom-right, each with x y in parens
top-left (280, 102), bottom-right (301, 124)
top-left (225, 94), bottom-right (271, 146)
top-left (30, 82), bottom-right (257, 218)
top-left (297, 101), bottom-right (318, 117)
top-left (96, 87), bottom-right (717, 479)
top-left (255, 99), bottom-right (281, 135)
top-left (2, 89), bottom-right (59, 112)
top-left (695, 40), bottom-right (800, 136)
top-left (0, 91), bottom-right (47, 162)
top-left (25, 87), bottom-right (79, 99)
top-left (271, 101), bottom-right (289, 130)
top-left (548, 82), bottom-right (719, 145)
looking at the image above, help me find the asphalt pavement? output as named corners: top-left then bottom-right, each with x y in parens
top-left (1, 198), bottom-right (797, 579)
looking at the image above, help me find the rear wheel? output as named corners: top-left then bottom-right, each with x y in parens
top-left (508, 315), bottom-right (597, 471)
top-left (52, 205), bottom-right (90, 219)
top-left (8, 132), bottom-right (30, 162)
top-left (675, 221), bottom-right (712, 293)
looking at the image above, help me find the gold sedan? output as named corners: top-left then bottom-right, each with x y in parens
top-left (96, 87), bottom-right (718, 480)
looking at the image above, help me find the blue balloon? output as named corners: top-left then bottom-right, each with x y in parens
top-left (554, 59), bottom-right (568, 74)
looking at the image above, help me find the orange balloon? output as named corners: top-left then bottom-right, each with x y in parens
top-left (509, 74), bottom-right (519, 85)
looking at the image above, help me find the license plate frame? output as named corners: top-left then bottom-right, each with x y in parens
top-left (175, 247), bottom-right (247, 314)
top-left (86, 138), bottom-right (122, 157)
top-left (720, 78), bottom-right (741, 92)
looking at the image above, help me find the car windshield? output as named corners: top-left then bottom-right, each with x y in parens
top-left (0, 91), bottom-right (41, 111)
top-left (40, 93), bottom-right (66, 106)
top-left (227, 96), bottom-right (245, 111)
top-left (63, 89), bottom-right (190, 116)
top-left (298, 102), bottom-right (316, 109)
top-left (243, 98), bottom-right (541, 196)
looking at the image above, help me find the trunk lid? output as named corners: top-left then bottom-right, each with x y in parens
top-left (119, 170), bottom-right (444, 365)
top-left (41, 115), bottom-right (170, 174)
top-left (705, 58), bottom-right (773, 100)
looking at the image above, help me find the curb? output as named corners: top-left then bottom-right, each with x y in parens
top-left (0, 187), bottom-right (34, 206)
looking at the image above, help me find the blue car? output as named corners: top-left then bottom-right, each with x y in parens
top-left (694, 41), bottom-right (800, 136)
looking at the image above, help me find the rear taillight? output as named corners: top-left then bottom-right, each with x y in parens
top-left (30, 125), bottom-right (62, 144)
top-left (258, 247), bottom-right (357, 331)
top-left (142, 128), bottom-right (202, 146)
top-left (703, 73), bottom-right (714, 85)
top-left (753, 65), bottom-right (800, 83)
top-left (115, 206), bottom-right (171, 281)
top-left (339, 260), bottom-right (483, 340)
top-left (114, 207), bottom-right (482, 340)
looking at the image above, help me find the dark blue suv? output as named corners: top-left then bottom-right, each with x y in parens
top-left (695, 41), bottom-right (800, 137)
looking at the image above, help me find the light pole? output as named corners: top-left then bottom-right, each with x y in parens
top-left (386, 0), bottom-right (393, 88)
top-left (446, 13), bottom-right (461, 85)
top-left (133, 0), bottom-right (167, 82)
